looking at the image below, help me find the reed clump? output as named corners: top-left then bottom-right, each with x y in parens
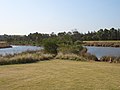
top-left (55, 52), bottom-right (98, 62)
top-left (0, 51), bottom-right (54, 65)
top-left (100, 56), bottom-right (120, 63)
top-left (55, 53), bottom-right (87, 61)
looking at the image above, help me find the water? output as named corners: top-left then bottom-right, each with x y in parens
top-left (0, 45), bottom-right (42, 56)
top-left (86, 46), bottom-right (120, 58)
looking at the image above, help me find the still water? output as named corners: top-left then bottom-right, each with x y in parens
top-left (86, 46), bottom-right (120, 58)
top-left (1, 45), bottom-right (120, 58)
top-left (0, 45), bottom-right (42, 56)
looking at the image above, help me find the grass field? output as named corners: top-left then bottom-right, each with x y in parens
top-left (0, 60), bottom-right (120, 90)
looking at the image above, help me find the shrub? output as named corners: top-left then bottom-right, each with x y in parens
top-left (58, 44), bottom-right (83, 54)
top-left (80, 47), bottom-right (87, 55)
top-left (83, 53), bottom-right (98, 61)
top-left (43, 40), bottom-right (58, 54)
top-left (74, 40), bottom-right (83, 45)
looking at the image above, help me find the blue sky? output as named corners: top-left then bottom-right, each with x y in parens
top-left (0, 0), bottom-right (120, 35)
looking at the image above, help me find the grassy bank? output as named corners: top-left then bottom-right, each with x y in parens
top-left (83, 41), bottom-right (120, 47)
top-left (55, 53), bottom-right (98, 61)
top-left (1, 50), bottom-right (119, 65)
top-left (0, 51), bottom-right (54, 65)
top-left (0, 41), bottom-right (12, 48)
top-left (0, 60), bottom-right (120, 90)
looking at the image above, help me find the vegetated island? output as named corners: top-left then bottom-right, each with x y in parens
top-left (83, 41), bottom-right (120, 47)
top-left (0, 41), bottom-right (12, 49)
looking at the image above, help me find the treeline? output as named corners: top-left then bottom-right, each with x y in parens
top-left (0, 28), bottom-right (120, 64)
top-left (0, 28), bottom-right (120, 45)
top-left (83, 28), bottom-right (120, 40)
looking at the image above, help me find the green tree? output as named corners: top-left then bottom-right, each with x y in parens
top-left (43, 39), bottom-right (58, 54)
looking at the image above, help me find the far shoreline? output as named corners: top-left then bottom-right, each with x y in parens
top-left (0, 42), bottom-right (12, 49)
top-left (0, 45), bottom-right (12, 49)
top-left (83, 41), bottom-right (120, 47)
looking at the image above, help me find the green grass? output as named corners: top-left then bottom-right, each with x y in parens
top-left (0, 60), bottom-right (120, 90)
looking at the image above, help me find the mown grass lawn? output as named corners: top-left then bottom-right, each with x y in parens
top-left (0, 60), bottom-right (120, 90)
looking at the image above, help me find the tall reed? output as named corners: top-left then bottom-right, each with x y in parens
top-left (0, 51), bottom-right (54, 65)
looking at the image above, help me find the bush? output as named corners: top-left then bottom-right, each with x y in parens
top-left (74, 40), bottom-right (83, 45)
top-left (58, 44), bottom-right (83, 54)
top-left (80, 47), bottom-right (87, 55)
top-left (43, 39), bottom-right (58, 54)
top-left (83, 53), bottom-right (98, 61)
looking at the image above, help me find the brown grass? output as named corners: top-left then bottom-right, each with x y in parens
top-left (56, 53), bottom-right (87, 61)
top-left (83, 41), bottom-right (120, 47)
top-left (0, 41), bottom-right (11, 48)
top-left (0, 60), bottom-right (120, 90)
top-left (0, 51), bottom-right (54, 65)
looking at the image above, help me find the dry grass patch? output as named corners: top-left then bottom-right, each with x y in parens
top-left (0, 41), bottom-right (11, 48)
top-left (0, 60), bottom-right (120, 90)
top-left (83, 41), bottom-right (120, 47)
top-left (0, 51), bottom-right (54, 65)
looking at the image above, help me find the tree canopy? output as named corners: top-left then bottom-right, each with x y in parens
top-left (0, 28), bottom-right (120, 46)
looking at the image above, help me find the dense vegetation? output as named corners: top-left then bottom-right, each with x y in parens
top-left (0, 28), bottom-right (120, 65)
top-left (0, 28), bottom-right (120, 46)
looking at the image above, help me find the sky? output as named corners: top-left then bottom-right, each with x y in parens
top-left (0, 0), bottom-right (120, 35)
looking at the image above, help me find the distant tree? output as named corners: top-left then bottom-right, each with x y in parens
top-left (72, 30), bottom-right (83, 41)
top-left (50, 32), bottom-right (56, 37)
